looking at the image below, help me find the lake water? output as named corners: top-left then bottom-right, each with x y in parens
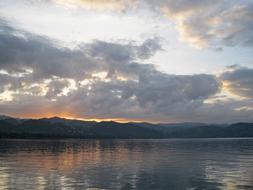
top-left (0, 138), bottom-right (253, 190)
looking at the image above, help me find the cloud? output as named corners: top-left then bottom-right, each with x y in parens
top-left (0, 20), bottom-right (253, 123)
top-left (0, 22), bottom-right (97, 80)
top-left (175, 2), bottom-right (253, 49)
top-left (0, 20), bottom-right (223, 122)
top-left (154, 0), bottom-right (253, 48)
top-left (140, 0), bottom-right (252, 49)
top-left (49, 0), bottom-right (253, 49)
top-left (52, 0), bottom-right (138, 12)
top-left (220, 66), bottom-right (253, 99)
top-left (85, 37), bottom-right (162, 63)
top-left (144, 0), bottom-right (218, 15)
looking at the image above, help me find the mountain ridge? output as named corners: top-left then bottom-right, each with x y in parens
top-left (0, 115), bottom-right (252, 139)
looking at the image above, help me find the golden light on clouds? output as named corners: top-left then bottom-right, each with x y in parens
top-left (53, 0), bottom-right (138, 12)
top-left (221, 81), bottom-right (249, 100)
top-left (161, 5), bottom-right (211, 49)
top-left (0, 89), bottom-right (14, 102)
top-left (176, 21), bottom-right (210, 49)
top-left (0, 0), bottom-right (253, 123)
top-left (13, 111), bottom-right (75, 120)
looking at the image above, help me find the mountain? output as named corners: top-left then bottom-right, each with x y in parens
top-left (0, 116), bottom-right (163, 139)
top-left (0, 115), bottom-right (13, 120)
top-left (0, 116), bottom-right (252, 139)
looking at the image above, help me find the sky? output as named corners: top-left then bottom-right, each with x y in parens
top-left (0, 0), bottom-right (253, 123)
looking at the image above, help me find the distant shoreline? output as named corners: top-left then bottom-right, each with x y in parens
top-left (1, 116), bottom-right (253, 139)
top-left (2, 137), bottom-right (253, 141)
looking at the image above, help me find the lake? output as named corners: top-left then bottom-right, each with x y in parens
top-left (0, 138), bottom-right (253, 190)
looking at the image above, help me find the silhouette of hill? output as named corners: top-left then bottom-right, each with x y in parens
top-left (0, 116), bottom-right (252, 139)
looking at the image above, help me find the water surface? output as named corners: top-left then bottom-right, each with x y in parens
top-left (1, 138), bottom-right (253, 190)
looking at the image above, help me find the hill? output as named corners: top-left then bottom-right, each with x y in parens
top-left (0, 116), bottom-right (253, 139)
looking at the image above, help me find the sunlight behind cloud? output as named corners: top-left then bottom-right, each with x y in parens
top-left (0, 0), bottom-right (253, 122)
top-left (53, 0), bottom-right (138, 12)
top-left (0, 88), bottom-right (14, 102)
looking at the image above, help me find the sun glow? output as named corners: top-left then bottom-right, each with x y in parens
top-left (222, 81), bottom-right (249, 100)
top-left (0, 90), bottom-right (14, 102)
top-left (53, 0), bottom-right (138, 12)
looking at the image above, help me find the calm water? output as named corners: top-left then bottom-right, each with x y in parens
top-left (0, 139), bottom-right (253, 190)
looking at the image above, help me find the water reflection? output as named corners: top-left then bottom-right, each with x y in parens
top-left (0, 139), bottom-right (253, 190)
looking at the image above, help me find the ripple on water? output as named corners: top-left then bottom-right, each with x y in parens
top-left (0, 138), bottom-right (253, 190)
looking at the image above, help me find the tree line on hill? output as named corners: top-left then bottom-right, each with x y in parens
top-left (0, 115), bottom-right (253, 139)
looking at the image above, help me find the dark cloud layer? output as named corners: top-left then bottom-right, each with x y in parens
top-left (0, 20), bottom-right (253, 122)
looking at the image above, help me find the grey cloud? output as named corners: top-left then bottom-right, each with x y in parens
top-left (0, 20), bottom-right (253, 123)
top-left (135, 74), bottom-right (220, 112)
top-left (45, 78), bottom-right (72, 99)
top-left (142, 0), bottom-right (220, 15)
top-left (4, 0), bottom-right (253, 49)
top-left (54, 0), bottom-right (253, 48)
top-left (51, 73), bottom-right (220, 122)
top-left (85, 37), bottom-right (161, 63)
top-left (189, 3), bottom-right (253, 48)
top-left (0, 21), bottom-right (97, 80)
top-left (219, 4), bottom-right (253, 47)
top-left (135, 37), bottom-right (162, 59)
top-left (140, 0), bottom-right (253, 48)
top-left (155, 0), bottom-right (253, 48)
top-left (0, 20), bottom-right (161, 80)
top-left (106, 0), bottom-right (253, 49)
top-left (220, 66), bottom-right (253, 98)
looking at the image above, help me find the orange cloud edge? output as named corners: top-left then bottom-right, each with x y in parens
top-left (4, 112), bottom-right (163, 124)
